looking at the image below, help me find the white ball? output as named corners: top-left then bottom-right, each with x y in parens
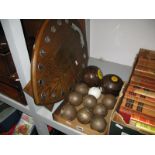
top-left (88, 87), bottom-right (102, 99)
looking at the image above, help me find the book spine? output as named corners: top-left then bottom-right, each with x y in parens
top-left (124, 91), bottom-right (155, 107)
top-left (130, 113), bottom-right (155, 127)
top-left (127, 85), bottom-right (155, 99)
top-left (131, 75), bottom-right (155, 86)
top-left (121, 98), bottom-right (155, 118)
top-left (135, 121), bottom-right (155, 134)
top-left (130, 81), bottom-right (155, 92)
top-left (137, 57), bottom-right (155, 69)
top-left (118, 106), bottom-right (154, 124)
top-left (135, 65), bottom-right (155, 76)
top-left (119, 106), bottom-right (132, 124)
top-left (134, 70), bottom-right (155, 80)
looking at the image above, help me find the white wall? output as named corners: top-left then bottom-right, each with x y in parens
top-left (90, 19), bottom-right (155, 66)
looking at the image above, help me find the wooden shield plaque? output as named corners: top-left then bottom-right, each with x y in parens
top-left (31, 19), bottom-right (88, 107)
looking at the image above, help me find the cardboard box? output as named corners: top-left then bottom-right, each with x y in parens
top-left (109, 49), bottom-right (155, 135)
top-left (53, 84), bottom-right (126, 135)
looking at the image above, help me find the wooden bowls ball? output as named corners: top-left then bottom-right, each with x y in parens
top-left (90, 116), bottom-right (107, 132)
top-left (93, 104), bottom-right (108, 117)
top-left (61, 104), bottom-right (77, 121)
top-left (102, 74), bottom-right (123, 96)
top-left (69, 92), bottom-right (83, 106)
top-left (83, 95), bottom-right (97, 109)
top-left (82, 66), bottom-right (103, 87)
top-left (102, 94), bottom-right (116, 109)
top-left (75, 83), bottom-right (89, 95)
top-left (77, 107), bottom-right (93, 124)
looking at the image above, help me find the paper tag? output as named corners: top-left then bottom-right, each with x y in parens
top-left (121, 132), bottom-right (129, 135)
top-left (76, 125), bottom-right (84, 132)
top-left (115, 123), bottom-right (123, 129)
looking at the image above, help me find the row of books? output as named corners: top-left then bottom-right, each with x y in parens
top-left (119, 49), bottom-right (155, 134)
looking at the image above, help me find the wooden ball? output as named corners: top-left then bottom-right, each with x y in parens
top-left (83, 95), bottom-right (97, 109)
top-left (77, 107), bottom-right (93, 124)
top-left (102, 74), bottom-right (123, 96)
top-left (102, 94), bottom-right (116, 109)
top-left (69, 92), bottom-right (83, 106)
top-left (93, 104), bottom-right (108, 116)
top-left (82, 66), bottom-right (103, 87)
top-left (75, 83), bottom-right (89, 95)
top-left (90, 116), bottom-right (107, 132)
top-left (61, 104), bottom-right (77, 121)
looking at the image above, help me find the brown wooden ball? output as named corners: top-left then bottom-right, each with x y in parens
top-left (90, 116), bottom-right (107, 132)
top-left (75, 83), bottom-right (89, 95)
top-left (82, 66), bottom-right (103, 87)
top-left (77, 107), bottom-right (93, 124)
top-left (102, 74), bottom-right (123, 96)
top-left (69, 92), bottom-right (83, 106)
top-left (83, 95), bottom-right (97, 109)
top-left (93, 104), bottom-right (108, 116)
top-left (61, 104), bottom-right (77, 121)
top-left (102, 94), bottom-right (116, 109)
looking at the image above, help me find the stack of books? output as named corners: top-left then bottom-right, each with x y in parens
top-left (119, 49), bottom-right (155, 134)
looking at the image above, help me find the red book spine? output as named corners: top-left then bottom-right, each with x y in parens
top-left (119, 106), bottom-right (132, 124)
top-left (131, 113), bottom-right (155, 127)
top-left (119, 104), bottom-right (155, 124)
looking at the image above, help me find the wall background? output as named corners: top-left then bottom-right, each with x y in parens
top-left (89, 19), bottom-right (155, 66)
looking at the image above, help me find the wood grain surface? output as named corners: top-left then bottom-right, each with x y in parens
top-left (31, 20), bottom-right (88, 106)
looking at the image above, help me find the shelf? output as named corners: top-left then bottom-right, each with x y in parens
top-left (0, 93), bottom-right (30, 115)
top-left (0, 19), bottom-right (133, 135)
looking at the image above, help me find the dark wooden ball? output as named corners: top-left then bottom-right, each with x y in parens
top-left (102, 94), bottom-right (116, 109)
top-left (102, 74), bottom-right (123, 96)
top-left (61, 104), bottom-right (77, 121)
top-left (75, 83), bottom-right (89, 95)
top-left (93, 104), bottom-right (108, 116)
top-left (69, 92), bottom-right (83, 106)
top-left (90, 116), bottom-right (107, 132)
top-left (83, 95), bottom-right (97, 109)
top-left (77, 107), bottom-right (93, 124)
top-left (82, 66), bottom-right (103, 87)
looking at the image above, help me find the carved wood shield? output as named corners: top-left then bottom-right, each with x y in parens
top-left (31, 20), bottom-right (88, 108)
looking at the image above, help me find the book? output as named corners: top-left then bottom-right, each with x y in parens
top-left (126, 85), bottom-right (155, 99)
top-left (131, 75), bottom-right (155, 86)
top-left (135, 121), bottom-right (155, 134)
top-left (134, 70), bottom-right (155, 80)
top-left (137, 57), bottom-right (155, 69)
top-left (124, 91), bottom-right (155, 108)
top-left (119, 106), bottom-right (132, 123)
top-left (119, 105), bottom-right (155, 124)
top-left (130, 81), bottom-right (155, 92)
top-left (130, 113), bottom-right (155, 127)
top-left (135, 65), bottom-right (155, 76)
top-left (121, 97), bottom-right (155, 118)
